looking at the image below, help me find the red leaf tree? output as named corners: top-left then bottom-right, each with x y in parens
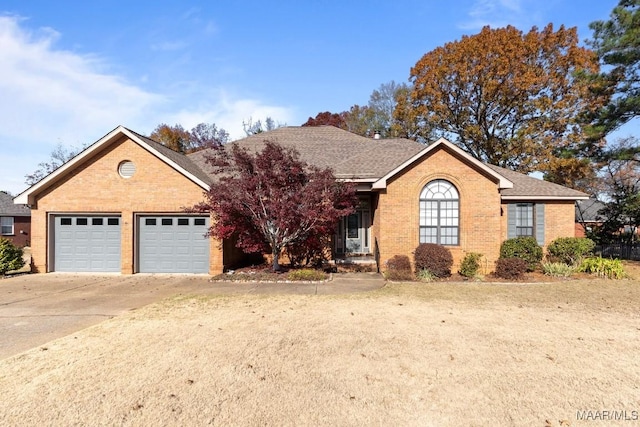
top-left (195, 140), bottom-right (357, 271)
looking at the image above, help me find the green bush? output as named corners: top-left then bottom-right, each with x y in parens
top-left (542, 262), bottom-right (576, 278)
top-left (494, 257), bottom-right (528, 280)
top-left (385, 255), bottom-right (414, 281)
top-left (459, 252), bottom-right (482, 278)
top-left (579, 257), bottom-right (625, 279)
top-left (499, 237), bottom-right (542, 271)
top-left (287, 269), bottom-right (328, 281)
top-left (416, 269), bottom-right (436, 282)
top-left (414, 243), bottom-right (453, 278)
top-left (0, 238), bottom-right (25, 275)
top-left (546, 237), bottom-right (595, 265)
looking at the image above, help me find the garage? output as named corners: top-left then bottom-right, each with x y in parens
top-left (138, 216), bottom-right (210, 273)
top-left (53, 215), bottom-right (121, 272)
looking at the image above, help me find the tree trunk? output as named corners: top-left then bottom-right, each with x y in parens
top-left (272, 249), bottom-right (282, 272)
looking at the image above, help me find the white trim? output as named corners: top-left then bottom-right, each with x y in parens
top-left (371, 137), bottom-right (513, 190)
top-left (501, 195), bottom-right (589, 201)
top-left (14, 126), bottom-right (210, 205)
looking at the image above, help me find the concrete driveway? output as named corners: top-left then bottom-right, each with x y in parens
top-left (0, 272), bottom-right (384, 360)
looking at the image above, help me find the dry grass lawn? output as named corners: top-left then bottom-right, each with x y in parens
top-left (1, 265), bottom-right (640, 426)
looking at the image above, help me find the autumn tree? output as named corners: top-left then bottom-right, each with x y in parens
top-left (194, 141), bottom-right (357, 271)
top-left (593, 137), bottom-right (640, 243)
top-left (25, 143), bottom-right (84, 185)
top-left (302, 111), bottom-right (347, 128)
top-left (150, 122), bottom-right (229, 153)
top-left (587, 0), bottom-right (640, 137)
top-left (402, 24), bottom-right (606, 175)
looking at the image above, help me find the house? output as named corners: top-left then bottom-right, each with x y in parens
top-left (575, 198), bottom-right (606, 237)
top-left (15, 125), bottom-right (588, 275)
top-left (0, 190), bottom-right (31, 247)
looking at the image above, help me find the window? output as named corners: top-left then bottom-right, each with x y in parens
top-left (108, 218), bottom-right (119, 226)
top-left (0, 217), bottom-right (13, 235)
top-left (194, 218), bottom-right (206, 226)
top-left (76, 218), bottom-right (88, 226)
top-left (92, 218), bottom-right (104, 226)
top-left (419, 180), bottom-right (459, 245)
top-left (60, 218), bottom-right (72, 225)
top-left (145, 218), bottom-right (157, 226)
top-left (178, 218), bottom-right (189, 226)
top-left (515, 203), bottom-right (534, 236)
top-left (162, 218), bottom-right (173, 226)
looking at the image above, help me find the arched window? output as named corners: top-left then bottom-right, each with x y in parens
top-left (419, 180), bottom-right (459, 245)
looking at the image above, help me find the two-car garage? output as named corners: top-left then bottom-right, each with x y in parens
top-left (51, 214), bottom-right (210, 274)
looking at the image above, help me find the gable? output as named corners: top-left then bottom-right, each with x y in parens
top-left (373, 138), bottom-right (512, 190)
top-left (15, 126), bottom-right (210, 206)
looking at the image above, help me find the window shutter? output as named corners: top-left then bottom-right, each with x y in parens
top-left (535, 204), bottom-right (545, 245)
top-left (507, 204), bottom-right (517, 239)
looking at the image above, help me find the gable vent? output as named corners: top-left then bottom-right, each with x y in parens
top-left (118, 161), bottom-right (136, 178)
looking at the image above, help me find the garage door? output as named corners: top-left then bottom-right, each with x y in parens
top-left (54, 215), bottom-right (121, 272)
top-left (138, 216), bottom-right (210, 273)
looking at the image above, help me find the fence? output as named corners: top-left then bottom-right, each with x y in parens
top-left (594, 243), bottom-right (640, 261)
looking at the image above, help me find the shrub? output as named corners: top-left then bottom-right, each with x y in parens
top-left (287, 268), bottom-right (328, 281)
top-left (546, 237), bottom-right (595, 265)
top-left (416, 269), bottom-right (436, 282)
top-left (494, 257), bottom-right (528, 280)
top-left (579, 257), bottom-right (625, 279)
top-left (0, 238), bottom-right (25, 275)
top-left (414, 243), bottom-right (453, 278)
top-left (385, 255), bottom-right (414, 281)
top-left (499, 237), bottom-right (542, 271)
top-left (459, 252), bottom-right (482, 278)
top-left (542, 262), bottom-right (576, 278)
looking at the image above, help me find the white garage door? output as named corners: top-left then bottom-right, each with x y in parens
top-left (54, 215), bottom-right (121, 272)
top-left (138, 216), bottom-right (210, 273)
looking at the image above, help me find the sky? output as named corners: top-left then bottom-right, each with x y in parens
top-left (0, 0), bottom-right (632, 196)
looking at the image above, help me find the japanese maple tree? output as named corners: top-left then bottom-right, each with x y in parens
top-left (195, 141), bottom-right (357, 271)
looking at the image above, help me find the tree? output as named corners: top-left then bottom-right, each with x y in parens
top-left (0, 238), bottom-right (24, 276)
top-left (149, 124), bottom-right (191, 153)
top-left (402, 24), bottom-right (606, 175)
top-left (302, 111), bottom-right (347, 128)
top-left (194, 141), bottom-right (357, 271)
top-left (242, 117), bottom-right (282, 136)
top-left (25, 143), bottom-right (83, 186)
top-left (149, 122), bottom-right (230, 153)
top-left (594, 137), bottom-right (640, 243)
top-left (587, 0), bottom-right (640, 136)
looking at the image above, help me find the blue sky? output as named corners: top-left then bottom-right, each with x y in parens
top-left (0, 0), bottom-right (630, 195)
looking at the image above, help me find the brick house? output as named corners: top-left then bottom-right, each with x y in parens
top-left (15, 125), bottom-right (587, 274)
top-left (0, 190), bottom-right (31, 247)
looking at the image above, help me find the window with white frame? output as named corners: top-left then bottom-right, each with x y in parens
top-left (419, 180), bottom-right (459, 245)
top-left (0, 217), bottom-right (14, 235)
top-left (515, 203), bottom-right (534, 236)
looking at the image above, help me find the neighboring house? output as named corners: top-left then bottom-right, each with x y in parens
top-left (0, 190), bottom-right (31, 247)
top-left (575, 198), bottom-right (606, 237)
top-left (15, 125), bottom-right (587, 275)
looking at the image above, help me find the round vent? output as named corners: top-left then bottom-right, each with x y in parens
top-left (118, 161), bottom-right (136, 178)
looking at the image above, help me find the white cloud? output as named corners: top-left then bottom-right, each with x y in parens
top-left (166, 90), bottom-right (296, 140)
top-left (0, 15), bottom-right (296, 195)
top-left (458, 0), bottom-right (534, 30)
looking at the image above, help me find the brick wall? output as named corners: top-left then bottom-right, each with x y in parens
top-left (375, 147), bottom-right (503, 274)
top-left (30, 136), bottom-right (224, 274)
top-left (374, 146), bottom-right (578, 274)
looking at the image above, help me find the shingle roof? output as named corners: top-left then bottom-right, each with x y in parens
top-left (0, 191), bottom-right (30, 216)
top-left (485, 164), bottom-right (588, 199)
top-left (190, 126), bottom-right (587, 200)
top-left (188, 126), bottom-right (424, 180)
top-left (124, 127), bottom-right (213, 186)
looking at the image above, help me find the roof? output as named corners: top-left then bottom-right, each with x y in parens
top-left (0, 191), bottom-right (30, 216)
top-left (575, 198), bottom-right (607, 222)
top-left (486, 164), bottom-right (588, 200)
top-left (15, 126), bottom-right (212, 205)
top-left (14, 124), bottom-right (589, 206)
top-left (188, 126), bottom-right (426, 181)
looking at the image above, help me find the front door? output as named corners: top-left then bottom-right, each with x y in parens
top-left (342, 209), bottom-right (370, 254)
